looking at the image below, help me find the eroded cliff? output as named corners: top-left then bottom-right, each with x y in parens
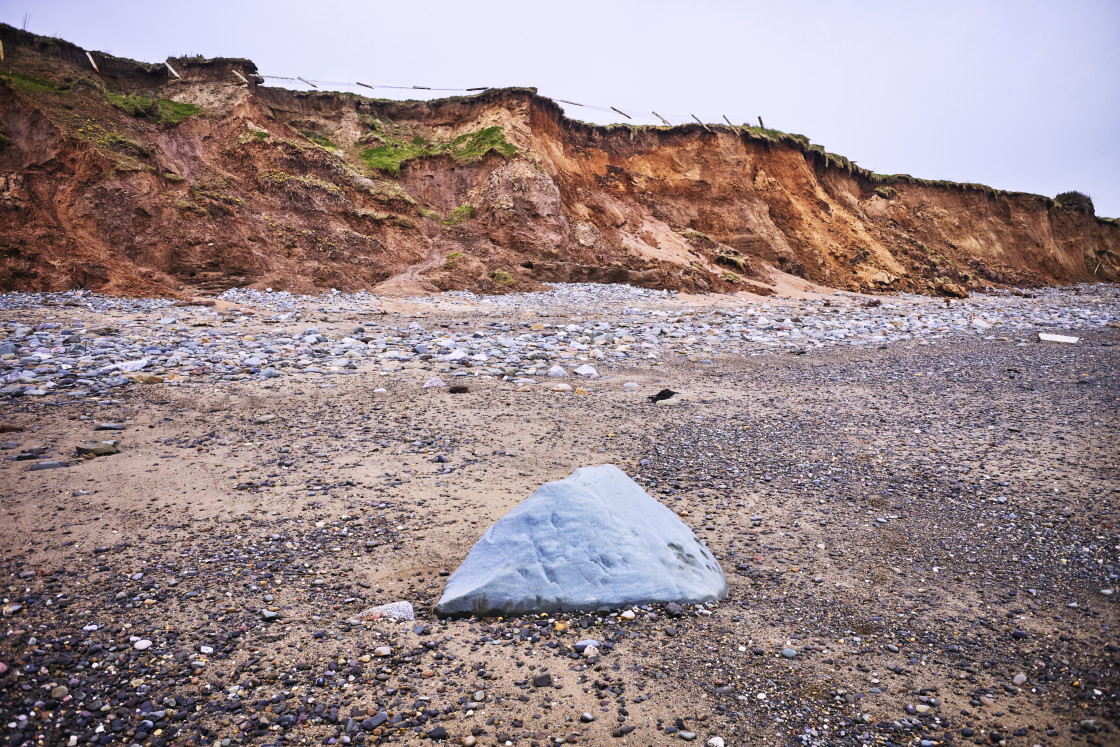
top-left (1, 24), bottom-right (1116, 298)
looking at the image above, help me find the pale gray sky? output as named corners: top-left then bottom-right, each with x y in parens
top-left (5, 0), bottom-right (1119, 216)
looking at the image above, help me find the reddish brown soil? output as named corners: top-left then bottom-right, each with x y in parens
top-left (0, 23), bottom-right (1117, 299)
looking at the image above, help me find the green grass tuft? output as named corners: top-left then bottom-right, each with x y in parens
top-left (0, 70), bottom-right (62, 94)
top-left (303, 132), bottom-right (338, 149)
top-left (874, 186), bottom-right (897, 200)
top-left (360, 125), bottom-right (515, 176)
top-left (104, 89), bottom-right (200, 124)
top-left (442, 204), bottom-right (476, 226)
top-left (489, 269), bottom-right (515, 286)
top-left (359, 140), bottom-right (433, 176)
top-left (450, 126), bottom-right (516, 163)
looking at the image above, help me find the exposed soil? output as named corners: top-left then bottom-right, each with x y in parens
top-left (1, 23), bottom-right (1117, 300)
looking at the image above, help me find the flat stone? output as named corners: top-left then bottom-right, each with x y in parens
top-left (30, 460), bottom-right (67, 471)
top-left (434, 465), bottom-right (726, 617)
top-left (347, 600), bottom-right (414, 623)
top-left (76, 442), bottom-right (120, 458)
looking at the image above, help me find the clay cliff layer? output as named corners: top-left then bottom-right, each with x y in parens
top-left (1, 24), bottom-right (1116, 298)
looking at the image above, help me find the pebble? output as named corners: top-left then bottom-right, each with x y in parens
top-left (1, 284), bottom-right (1113, 400)
top-left (1, 282), bottom-right (1116, 747)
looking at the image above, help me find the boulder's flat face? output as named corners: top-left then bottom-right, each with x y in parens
top-left (434, 465), bottom-right (727, 617)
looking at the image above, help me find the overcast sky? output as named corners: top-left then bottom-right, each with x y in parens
top-left (5, 0), bottom-right (1119, 216)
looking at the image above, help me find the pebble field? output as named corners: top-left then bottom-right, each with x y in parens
top-left (0, 284), bottom-right (1117, 747)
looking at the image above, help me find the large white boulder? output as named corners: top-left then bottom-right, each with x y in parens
top-left (434, 465), bottom-right (726, 617)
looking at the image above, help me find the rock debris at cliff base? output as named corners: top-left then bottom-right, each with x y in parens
top-left (0, 286), bottom-right (1117, 747)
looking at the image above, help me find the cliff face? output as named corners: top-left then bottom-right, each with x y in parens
top-left (1, 24), bottom-right (1116, 298)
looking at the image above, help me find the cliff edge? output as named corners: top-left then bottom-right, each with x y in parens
top-left (1, 24), bottom-right (1116, 298)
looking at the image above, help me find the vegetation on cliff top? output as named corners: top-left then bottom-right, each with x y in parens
top-left (1055, 191), bottom-right (1095, 215)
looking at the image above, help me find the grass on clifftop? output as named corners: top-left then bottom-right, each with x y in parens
top-left (360, 126), bottom-right (516, 176)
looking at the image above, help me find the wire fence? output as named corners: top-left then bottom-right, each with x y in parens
top-left (256, 73), bottom-right (767, 129)
top-left (59, 47), bottom-right (772, 130)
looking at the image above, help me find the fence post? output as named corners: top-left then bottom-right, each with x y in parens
top-left (691, 114), bottom-right (712, 133)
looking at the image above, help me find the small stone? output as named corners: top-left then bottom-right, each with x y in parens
top-left (581, 713), bottom-right (595, 722)
top-left (620, 609), bottom-right (635, 620)
top-left (1013, 673), bottom-right (1027, 686)
top-left (426, 726), bottom-right (448, 740)
top-left (374, 646), bottom-right (392, 657)
top-left (678, 732), bottom-right (697, 741)
top-left (50, 685), bottom-right (69, 699)
top-left (134, 639), bottom-right (152, 650)
top-left (260, 609), bottom-right (280, 622)
top-left (30, 461), bottom-right (67, 471)
top-left (348, 600), bottom-right (414, 623)
top-left (707, 739), bottom-right (724, 747)
top-left (532, 673), bottom-right (552, 688)
top-left (76, 442), bottom-right (120, 458)
top-left (780, 648), bottom-right (797, 658)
